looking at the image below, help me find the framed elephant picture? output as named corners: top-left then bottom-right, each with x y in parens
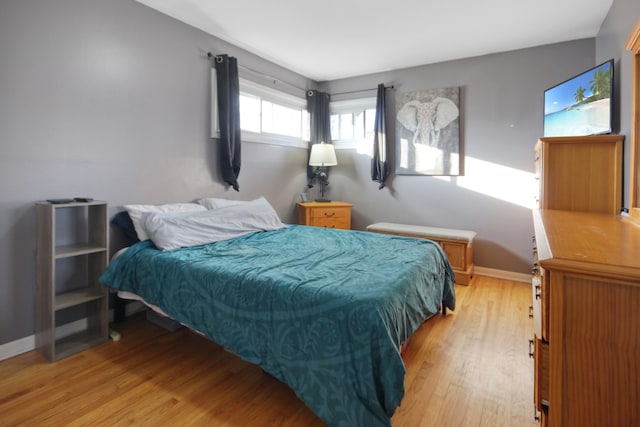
top-left (395, 86), bottom-right (460, 175)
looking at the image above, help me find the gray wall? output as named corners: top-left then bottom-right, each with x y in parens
top-left (320, 0), bottom-right (640, 278)
top-left (0, 0), bottom-right (311, 345)
top-left (597, 0), bottom-right (640, 204)
top-left (1, 0), bottom-right (639, 347)
top-left (319, 40), bottom-right (595, 274)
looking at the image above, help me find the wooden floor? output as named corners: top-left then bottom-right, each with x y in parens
top-left (0, 276), bottom-right (538, 426)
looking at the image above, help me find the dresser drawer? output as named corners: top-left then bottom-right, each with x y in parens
top-left (534, 337), bottom-right (549, 411)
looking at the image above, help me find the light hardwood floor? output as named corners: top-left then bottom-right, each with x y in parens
top-left (0, 276), bottom-right (538, 426)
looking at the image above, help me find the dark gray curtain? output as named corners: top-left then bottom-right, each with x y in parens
top-left (306, 90), bottom-right (331, 187)
top-left (215, 54), bottom-right (241, 191)
top-left (371, 83), bottom-right (389, 189)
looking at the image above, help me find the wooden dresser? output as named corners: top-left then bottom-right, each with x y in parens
top-left (531, 209), bottom-right (640, 426)
top-left (535, 135), bottom-right (623, 214)
top-left (297, 201), bottom-right (352, 230)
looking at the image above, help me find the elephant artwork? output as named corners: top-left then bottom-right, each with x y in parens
top-left (395, 87), bottom-right (460, 175)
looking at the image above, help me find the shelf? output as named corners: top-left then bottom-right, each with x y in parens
top-left (55, 244), bottom-right (107, 258)
top-left (54, 329), bottom-right (108, 361)
top-left (36, 200), bottom-right (109, 362)
top-left (55, 289), bottom-right (106, 311)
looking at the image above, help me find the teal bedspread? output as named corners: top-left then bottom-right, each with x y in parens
top-left (100, 225), bottom-right (455, 427)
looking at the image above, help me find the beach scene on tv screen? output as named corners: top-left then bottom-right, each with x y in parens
top-left (544, 61), bottom-right (611, 136)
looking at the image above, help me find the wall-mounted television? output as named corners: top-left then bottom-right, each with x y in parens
top-left (543, 59), bottom-right (613, 137)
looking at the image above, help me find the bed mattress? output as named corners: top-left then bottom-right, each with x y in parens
top-left (100, 225), bottom-right (455, 427)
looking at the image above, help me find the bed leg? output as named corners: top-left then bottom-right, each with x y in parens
top-left (441, 305), bottom-right (447, 315)
top-left (114, 293), bottom-right (126, 323)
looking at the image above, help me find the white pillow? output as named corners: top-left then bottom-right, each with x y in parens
top-left (196, 197), bottom-right (253, 210)
top-left (141, 197), bottom-right (286, 250)
top-left (123, 203), bottom-right (207, 241)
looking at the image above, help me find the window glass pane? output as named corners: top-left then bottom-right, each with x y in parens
top-left (329, 99), bottom-right (376, 148)
top-left (261, 101), bottom-right (302, 138)
top-left (355, 111), bottom-right (365, 139)
top-left (365, 108), bottom-right (376, 141)
top-left (302, 110), bottom-right (310, 141)
top-left (271, 103), bottom-right (302, 138)
top-left (239, 93), bottom-right (261, 133)
top-left (230, 79), bottom-right (309, 147)
top-left (340, 113), bottom-right (354, 140)
top-left (261, 100), bottom-right (274, 133)
top-left (330, 114), bottom-right (340, 140)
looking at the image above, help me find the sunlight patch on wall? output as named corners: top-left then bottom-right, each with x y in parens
top-left (436, 156), bottom-right (536, 208)
top-left (399, 139), bottom-right (451, 173)
top-left (359, 142), bottom-right (535, 208)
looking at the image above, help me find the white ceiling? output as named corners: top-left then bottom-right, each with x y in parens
top-left (136, 0), bottom-right (613, 81)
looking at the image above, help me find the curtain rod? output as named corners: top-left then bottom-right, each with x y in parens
top-left (207, 52), bottom-right (308, 95)
top-left (330, 85), bottom-right (394, 97)
top-left (207, 53), bottom-right (393, 98)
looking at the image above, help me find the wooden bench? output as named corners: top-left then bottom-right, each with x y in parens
top-left (366, 222), bottom-right (476, 285)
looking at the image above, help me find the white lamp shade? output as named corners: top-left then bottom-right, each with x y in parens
top-left (309, 143), bottom-right (337, 166)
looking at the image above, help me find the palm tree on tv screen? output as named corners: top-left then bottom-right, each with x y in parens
top-left (574, 86), bottom-right (586, 103)
top-left (590, 68), bottom-right (611, 100)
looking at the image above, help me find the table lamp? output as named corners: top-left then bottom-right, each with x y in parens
top-left (309, 142), bottom-right (337, 202)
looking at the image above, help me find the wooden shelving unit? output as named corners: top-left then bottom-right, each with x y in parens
top-left (35, 201), bottom-right (109, 362)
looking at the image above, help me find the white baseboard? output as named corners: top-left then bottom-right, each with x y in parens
top-left (474, 266), bottom-right (531, 283)
top-left (0, 334), bottom-right (35, 362)
top-left (0, 301), bottom-right (145, 362)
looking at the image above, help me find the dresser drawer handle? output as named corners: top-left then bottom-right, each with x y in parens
top-left (324, 212), bottom-right (336, 217)
top-left (528, 339), bottom-right (535, 358)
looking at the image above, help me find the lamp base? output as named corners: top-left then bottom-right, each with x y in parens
top-left (314, 198), bottom-right (332, 202)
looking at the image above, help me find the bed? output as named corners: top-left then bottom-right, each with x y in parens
top-left (99, 198), bottom-right (456, 427)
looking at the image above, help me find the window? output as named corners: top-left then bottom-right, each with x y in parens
top-left (211, 69), bottom-right (309, 148)
top-left (253, 99), bottom-right (303, 138)
top-left (239, 92), bottom-right (261, 133)
top-left (330, 97), bottom-right (376, 149)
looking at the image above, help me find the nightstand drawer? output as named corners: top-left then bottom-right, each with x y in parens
top-left (310, 207), bottom-right (348, 219)
top-left (297, 201), bottom-right (352, 230)
top-left (311, 217), bottom-right (350, 229)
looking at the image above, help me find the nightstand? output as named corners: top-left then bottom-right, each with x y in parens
top-left (297, 201), bottom-right (352, 230)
